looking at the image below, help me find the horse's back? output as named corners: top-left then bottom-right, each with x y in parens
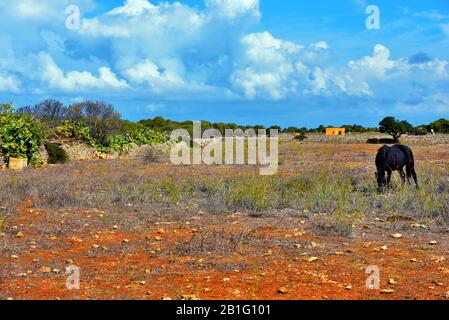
top-left (392, 144), bottom-right (415, 164)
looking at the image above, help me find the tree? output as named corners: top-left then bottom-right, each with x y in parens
top-left (379, 117), bottom-right (413, 142)
top-left (428, 118), bottom-right (449, 133)
top-left (67, 101), bottom-right (121, 146)
top-left (0, 103), bottom-right (43, 161)
top-left (17, 99), bottom-right (67, 127)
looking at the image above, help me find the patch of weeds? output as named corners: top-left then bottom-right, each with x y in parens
top-left (224, 177), bottom-right (278, 212)
top-left (312, 212), bottom-right (360, 237)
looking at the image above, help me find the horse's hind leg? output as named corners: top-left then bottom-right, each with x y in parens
top-left (398, 168), bottom-right (406, 184)
top-left (405, 166), bottom-right (412, 184)
top-left (411, 168), bottom-right (419, 188)
top-left (406, 166), bottom-right (419, 188)
top-left (387, 170), bottom-right (392, 188)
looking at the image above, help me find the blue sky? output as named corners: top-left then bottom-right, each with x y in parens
top-left (0, 0), bottom-right (448, 127)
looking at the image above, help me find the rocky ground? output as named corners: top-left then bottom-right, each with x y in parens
top-left (1, 138), bottom-right (449, 300)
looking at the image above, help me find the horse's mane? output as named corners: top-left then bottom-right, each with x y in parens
top-left (376, 145), bottom-right (390, 170)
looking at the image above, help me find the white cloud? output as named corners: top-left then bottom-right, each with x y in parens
top-left (0, 0), bottom-right (448, 117)
top-left (14, 0), bottom-right (51, 18)
top-left (0, 73), bottom-right (21, 93)
top-left (206, 0), bottom-right (260, 20)
top-left (123, 59), bottom-right (184, 88)
top-left (38, 53), bottom-right (128, 91)
top-left (311, 41), bottom-right (330, 50)
top-left (414, 11), bottom-right (449, 21)
top-left (231, 32), bottom-right (303, 99)
top-left (348, 44), bottom-right (407, 79)
top-left (108, 0), bottom-right (157, 16)
top-left (396, 93), bottom-right (449, 114)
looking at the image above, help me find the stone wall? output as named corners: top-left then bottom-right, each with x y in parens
top-left (51, 140), bottom-right (101, 160)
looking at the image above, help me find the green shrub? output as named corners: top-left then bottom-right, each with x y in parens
top-left (55, 120), bottom-right (109, 153)
top-left (0, 103), bottom-right (44, 161)
top-left (44, 142), bottom-right (69, 164)
top-left (109, 128), bottom-right (169, 153)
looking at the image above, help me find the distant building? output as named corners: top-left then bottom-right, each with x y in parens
top-left (325, 128), bottom-right (346, 136)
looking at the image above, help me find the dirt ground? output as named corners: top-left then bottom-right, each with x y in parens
top-left (1, 142), bottom-right (449, 300)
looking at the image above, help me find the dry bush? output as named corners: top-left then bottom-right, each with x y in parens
top-left (1, 153), bottom-right (449, 233)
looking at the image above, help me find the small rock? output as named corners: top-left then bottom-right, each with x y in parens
top-left (181, 294), bottom-right (199, 300)
top-left (40, 266), bottom-right (52, 273)
top-left (410, 223), bottom-right (427, 229)
top-left (429, 241), bottom-right (438, 246)
top-left (277, 287), bottom-right (289, 294)
top-left (380, 289), bottom-right (395, 295)
top-left (15, 232), bottom-right (24, 238)
top-left (432, 280), bottom-right (444, 286)
top-left (306, 257), bottom-right (319, 263)
top-left (391, 233), bottom-right (402, 239)
top-left (410, 258), bottom-right (418, 262)
top-left (388, 279), bottom-right (397, 285)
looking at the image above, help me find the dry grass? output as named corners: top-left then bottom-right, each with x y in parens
top-left (1, 139), bottom-right (449, 237)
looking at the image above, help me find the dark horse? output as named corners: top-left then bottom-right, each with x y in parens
top-left (375, 144), bottom-right (418, 190)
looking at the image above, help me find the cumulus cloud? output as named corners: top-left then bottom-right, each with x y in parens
top-left (348, 44), bottom-right (407, 79)
top-left (396, 93), bottom-right (449, 114)
top-left (0, 73), bottom-right (21, 93)
top-left (206, 0), bottom-right (260, 20)
top-left (38, 53), bottom-right (128, 91)
top-left (231, 32), bottom-right (302, 99)
top-left (0, 0), bottom-right (448, 119)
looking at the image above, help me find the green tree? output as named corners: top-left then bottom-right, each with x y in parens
top-left (0, 103), bottom-right (44, 162)
top-left (428, 118), bottom-right (449, 133)
top-left (379, 116), bottom-right (413, 142)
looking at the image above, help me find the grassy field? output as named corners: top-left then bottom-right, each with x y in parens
top-left (1, 138), bottom-right (449, 300)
